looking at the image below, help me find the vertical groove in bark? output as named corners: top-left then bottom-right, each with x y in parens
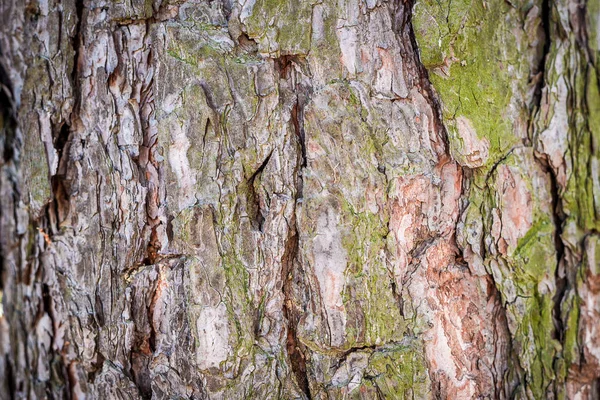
top-left (528, 0), bottom-right (570, 382)
top-left (532, 0), bottom-right (551, 112)
top-left (402, 0), bottom-right (449, 153)
top-left (282, 226), bottom-right (311, 400)
top-left (46, 0), bottom-right (82, 233)
top-left (529, 0), bottom-right (600, 396)
top-left (277, 54), bottom-right (312, 400)
top-left (548, 162), bottom-right (567, 342)
top-left (246, 150), bottom-right (272, 232)
top-left (0, 39), bottom-right (18, 400)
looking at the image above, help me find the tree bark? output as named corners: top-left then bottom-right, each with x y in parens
top-left (0, 0), bottom-right (599, 398)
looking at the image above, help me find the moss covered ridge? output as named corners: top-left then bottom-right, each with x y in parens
top-left (412, 0), bottom-right (576, 397)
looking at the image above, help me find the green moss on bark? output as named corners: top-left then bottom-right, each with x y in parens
top-left (362, 342), bottom-right (430, 399)
top-left (413, 0), bottom-right (538, 167)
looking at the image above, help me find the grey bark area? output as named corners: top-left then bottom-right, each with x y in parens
top-left (1, 0), bottom-right (599, 398)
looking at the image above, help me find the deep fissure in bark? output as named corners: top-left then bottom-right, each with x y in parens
top-left (529, 0), bottom-right (568, 351)
top-left (532, 0), bottom-right (551, 110)
top-left (44, 0), bottom-right (84, 233)
top-left (291, 101), bottom-right (307, 170)
top-left (0, 54), bottom-right (17, 164)
top-left (402, 0), bottom-right (450, 152)
top-left (139, 42), bottom-right (162, 267)
top-left (277, 54), bottom-right (312, 400)
top-left (334, 341), bottom-right (404, 370)
top-left (49, 122), bottom-right (71, 232)
top-left (281, 226), bottom-right (311, 400)
top-left (129, 268), bottom-right (159, 400)
top-left (547, 160), bottom-right (567, 342)
top-left (389, 280), bottom-right (405, 317)
top-left (592, 378), bottom-right (600, 399)
top-left (4, 354), bottom-right (15, 399)
top-left (72, 0), bottom-right (84, 78)
top-left (130, 23), bottom-right (164, 398)
top-left (246, 150), bottom-right (272, 231)
top-left (0, 55), bottom-right (17, 293)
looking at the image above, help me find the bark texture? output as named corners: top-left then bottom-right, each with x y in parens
top-left (0, 0), bottom-right (599, 398)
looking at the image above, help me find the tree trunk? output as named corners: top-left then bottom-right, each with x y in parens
top-left (0, 0), bottom-right (599, 398)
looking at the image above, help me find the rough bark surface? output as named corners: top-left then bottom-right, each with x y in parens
top-left (0, 0), bottom-right (599, 398)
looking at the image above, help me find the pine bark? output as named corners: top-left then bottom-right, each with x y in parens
top-left (0, 0), bottom-right (599, 398)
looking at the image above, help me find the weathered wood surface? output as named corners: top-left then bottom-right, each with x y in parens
top-left (0, 0), bottom-right (599, 398)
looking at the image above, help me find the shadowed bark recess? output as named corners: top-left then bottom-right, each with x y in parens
top-left (1, 0), bottom-right (599, 399)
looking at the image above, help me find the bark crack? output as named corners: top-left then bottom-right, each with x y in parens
top-left (401, 0), bottom-right (450, 153)
top-left (531, 0), bottom-right (551, 112)
top-left (0, 56), bottom-right (18, 296)
top-left (277, 54), bottom-right (312, 400)
top-left (528, 0), bottom-right (568, 355)
top-left (45, 0), bottom-right (85, 232)
top-left (281, 224), bottom-right (311, 400)
top-left (246, 150), bottom-right (272, 232)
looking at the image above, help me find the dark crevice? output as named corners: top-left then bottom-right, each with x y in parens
top-left (41, 284), bottom-right (52, 316)
top-left (528, 0), bottom-right (568, 354)
top-left (400, 0), bottom-right (450, 152)
top-left (46, 0), bottom-right (85, 231)
top-left (87, 352), bottom-right (105, 382)
top-left (274, 55), bottom-right (295, 79)
top-left (0, 46), bottom-right (18, 297)
top-left (531, 0), bottom-right (551, 111)
top-left (291, 101), bottom-right (307, 169)
top-left (275, 56), bottom-right (309, 170)
top-left (198, 82), bottom-right (218, 115)
top-left (236, 32), bottom-right (258, 54)
top-left (166, 214), bottom-right (175, 243)
top-left (592, 378), bottom-right (600, 400)
top-left (276, 54), bottom-right (312, 400)
top-left (142, 227), bottom-right (160, 266)
top-left (5, 355), bottom-right (16, 399)
top-left (49, 176), bottom-right (70, 233)
top-left (246, 151), bottom-right (272, 231)
top-left (0, 51), bottom-right (17, 164)
top-left (543, 158), bottom-right (567, 343)
top-left (362, 375), bottom-right (386, 400)
top-left (54, 123), bottom-right (70, 164)
top-left (48, 122), bottom-right (72, 232)
top-left (281, 226), bottom-right (311, 400)
top-left (147, 283), bottom-right (158, 354)
top-left (253, 297), bottom-right (265, 338)
top-left (72, 0), bottom-right (84, 82)
top-left (94, 290), bottom-right (106, 327)
top-left (129, 273), bottom-right (159, 400)
top-left (485, 146), bottom-right (518, 183)
top-left (42, 282), bottom-right (64, 396)
top-left (489, 274), bottom-right (523, 398)
top-left (390, 280), bottom-right (404, 318)
top-left (335, 343), bottom-right (378, 370)
top-left (130, 354), bottom-right (152, 400)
